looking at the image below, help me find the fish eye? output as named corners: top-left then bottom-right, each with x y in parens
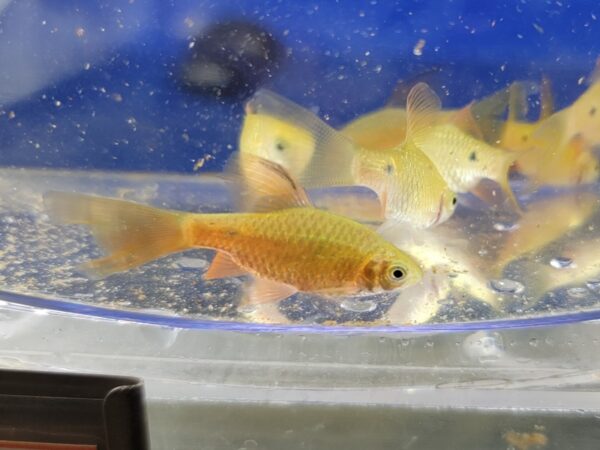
top-left (275, 139), bottom-right (287, 151)
top-left (452, 196), bottom-right (457, 205)
top-left (388, 266), bottom-right (406, 281)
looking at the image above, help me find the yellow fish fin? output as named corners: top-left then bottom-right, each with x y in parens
top-left (495, 152), bottom-right (523, 214)
top-left (204, 251), bottom-right (248, 280)
top-left (226, 153), bottom-right (312, 212)
top-left (539, 76), bottom-right (554, 120)
top-left (404, 82), bottom-right (442, 146)
top-left (508, 81), bottom-right (529, 121)
top-left (469, 87), bottom-right (511, 142)
top-left (43, 191), bottom-right (188, 279)
top-left (449, 102), bottom-right (484, 140)
top-left (530, 110), bottom-right (568, 151)
top-left (243, 278), bottom-right (298, 305)
top-left (588, 57), bottom-right (600, 85)
top-left (386, 67), bottom-right (443, 107)
top-left (248, 89), bottom-right (356, 187)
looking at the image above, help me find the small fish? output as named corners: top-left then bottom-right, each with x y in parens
top-left (44, 155), bottom-right (422, 306)
top-left (248, 87), bottom-right (457, 228)
top-left (525, 235), bottom-right (600, 302)
top-left (492, 192), bottom-right (599, 276)
top-left (499, 78), bottom-right (600, 187)
top-left (239, 102), bottom-right (316, 180)
top-left (380, 223), bottom-right (503, 324)
top-left (342, 84), bottom-right (520, 210)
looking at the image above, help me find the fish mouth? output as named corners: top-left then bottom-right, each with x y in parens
top-left (432, 194), bottom-right (445, 226)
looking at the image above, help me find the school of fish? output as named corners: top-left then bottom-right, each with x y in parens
top-left (45, 60), bottom-right (600, 324)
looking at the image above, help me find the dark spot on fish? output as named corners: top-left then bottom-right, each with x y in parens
top-left (275, 139), bottom-right (287, 151)
top-left (469, 151), bottom-right (478, 162)
top-left (386, 164), bottom-right (393, 174)
top-left (521, 135), bottom-right (529, 142)
top-left (590, 107), bottom-right (597, 117)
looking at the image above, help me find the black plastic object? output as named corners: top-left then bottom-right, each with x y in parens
top-left (0, 369), bottom-right (149, 450)
top-left (180, 20), bottom-right (284, 100)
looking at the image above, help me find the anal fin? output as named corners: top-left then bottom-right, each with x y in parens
top-left (204, 252), bottom-right (248, 280)
top-left (242, 278), bottom-right (298, 305)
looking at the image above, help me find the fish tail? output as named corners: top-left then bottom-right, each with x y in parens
top-left (44, 192), bottom-right (190, 278)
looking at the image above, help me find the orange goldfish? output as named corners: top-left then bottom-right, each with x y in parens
top-left (44, 155), bottom-right (422, 306)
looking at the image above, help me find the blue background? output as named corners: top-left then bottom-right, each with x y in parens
top-left (0, 0), bottom-right (599, 173)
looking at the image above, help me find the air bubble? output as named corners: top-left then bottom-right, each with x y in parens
top-left (493, 222), bottom-right (519, 232)
top-left (340, 299), bottom-right (377, 313)
top-left (550, 256), bottom-right (574, 269)
top-left (489, 278), bottom-right (524, 294)
top-left (567, 287), bottom-right (589, 299)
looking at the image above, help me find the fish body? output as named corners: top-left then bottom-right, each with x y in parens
top-left (416, 122), bottom-right (518, 205)
top-left (45, 156), bottom-right (422, 304)
top-left (353, 141), bottom-right (456, 227)
top-left (492, 193), bottom-right (599, 276)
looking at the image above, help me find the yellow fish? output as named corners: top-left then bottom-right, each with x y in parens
top-left (44, 155), bottom-right (422, 306)
top-left (342, 84), bottom-right (519, 210)
top-left (380, 223), bottom-right (503, 324)
top-left (239, 102), bottom-right (316, 180)
top-left (523, 235), bottom-right (600, 303)
top-left (491, 192), bottom-right (599, 276)
top-left (248, 87), bottom-right (457, 228)
top-left (499, 78), bottom-right (600, 187)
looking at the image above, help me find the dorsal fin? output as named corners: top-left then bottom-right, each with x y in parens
top-left (508, 82), bottom-right (529, 122)
top-left (404, 82), bottom-right (442, 145)
top-left (539, 76), bottom-right (554, 120)
top-left (386, 67), bottom-right (443, 107)
top-left (449, 102), bottom-right (484, 140)
top-left (225, 153), bottom-right (312, 212)
top-left (588, 57), bottom-right (600, 85)
top-left (247, 89), bottom-right (356, 188)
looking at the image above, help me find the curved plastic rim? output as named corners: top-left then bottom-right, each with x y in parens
top-left (1, 289), bottom-right (600, 334)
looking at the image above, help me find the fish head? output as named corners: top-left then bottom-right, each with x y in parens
top-left (382, 148), bottom-right (457, 227)
top-left (239, 113), bottom-right (316, 178)
top-left (359, 249), bottom-right (423, 292)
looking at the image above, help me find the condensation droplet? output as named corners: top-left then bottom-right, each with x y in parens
top-left (586, 279), bottom-right (600, 292)
top-left (567, 287), bottom-right (589, 299)
top-left (493, 222), bottom-right (519, 232)
top-left (340, 299), bottom-right (377, 313)
top-left (489, 278), bottom-right (524, 294)
top-left (550, 256), bottom-right (574, 269)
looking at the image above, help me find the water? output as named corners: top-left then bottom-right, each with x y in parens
top-left (0, 1), bottom-right (599, 332)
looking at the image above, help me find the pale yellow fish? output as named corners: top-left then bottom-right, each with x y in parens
top-left (44, 155), bottom-right (422, 307)
top-left (248, 87), bottom-right (457, 228)
top-left (380, 223), bottom-right (502, 324)
top-left (492, 192), bottom-right (599, 276)
top-left (342, 85), bottom-right (520, 211)
top-left (524, 235), bottom-right (600, 302)
top-left (239, 107), bottom-right (316, 180)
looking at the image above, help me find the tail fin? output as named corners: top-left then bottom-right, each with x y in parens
top-left (44, 192), bottom-right (189, 278)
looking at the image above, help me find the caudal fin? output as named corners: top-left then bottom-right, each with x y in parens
top-left (44, 192), bottom-right (189, 278)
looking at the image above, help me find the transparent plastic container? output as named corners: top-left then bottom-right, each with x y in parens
top-left (1, 1), bottom-right (600, 448)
